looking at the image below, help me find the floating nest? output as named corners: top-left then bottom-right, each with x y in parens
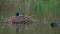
top-left (4, 16), bottom-right (32, 25)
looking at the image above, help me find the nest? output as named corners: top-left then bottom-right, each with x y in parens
top-left (4, 16), bottom-right (32, 25)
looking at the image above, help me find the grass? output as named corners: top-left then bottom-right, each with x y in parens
top-left (0, 0), bottom-right (60, 34)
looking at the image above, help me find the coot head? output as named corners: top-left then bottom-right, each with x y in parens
top-left (16, 13), bottom-right (19, 16)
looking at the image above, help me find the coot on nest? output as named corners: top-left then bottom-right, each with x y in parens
top-left (16, 13), bottom-right (24, 16)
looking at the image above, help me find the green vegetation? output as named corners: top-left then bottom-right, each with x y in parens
top-left (0, 0), bottom-right (60, 34)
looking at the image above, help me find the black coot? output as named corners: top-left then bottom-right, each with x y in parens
top-left (16, 12), bottom-right (24, 16)
top-left (51, 23), bottom-right (57, 27)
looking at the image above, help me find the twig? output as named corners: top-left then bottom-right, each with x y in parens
top-left (1, 16), bottom-right (7, 29)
